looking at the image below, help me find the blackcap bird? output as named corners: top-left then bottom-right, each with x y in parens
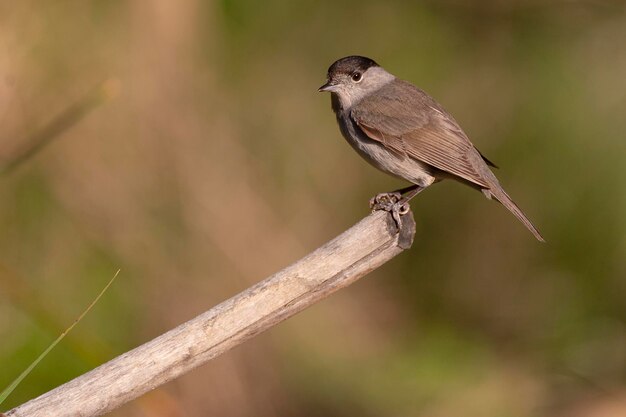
top-left (319, 56), bottom-right (544, 242)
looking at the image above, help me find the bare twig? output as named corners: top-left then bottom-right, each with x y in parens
top-left (0, 79), bottom-right (120, 176)
top-left (5, 209), bottom-right (416, 417)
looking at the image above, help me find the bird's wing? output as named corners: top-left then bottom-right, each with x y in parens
top-left (350, 80), bottom-right (491, 188)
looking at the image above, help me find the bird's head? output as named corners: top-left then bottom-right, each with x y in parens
top-left (319, 56), bottom-right (394, 109)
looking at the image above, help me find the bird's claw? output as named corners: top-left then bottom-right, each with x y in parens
top-left (369, 192), bottom-right (402, 211)
top-left (370, 192), bottom-right (411, 227)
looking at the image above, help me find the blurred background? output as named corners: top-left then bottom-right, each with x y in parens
top-left (1, 1), bottom-right (625, 416)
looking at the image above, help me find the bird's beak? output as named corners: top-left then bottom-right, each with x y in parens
top-left (318, 81), bottom-right (338, 93)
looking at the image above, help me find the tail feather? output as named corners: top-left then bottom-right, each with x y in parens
top-left (486, 186), bottom-right (545, 242)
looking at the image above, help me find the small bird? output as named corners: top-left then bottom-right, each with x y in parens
top-left (319, 56), bottom-right (544, 241)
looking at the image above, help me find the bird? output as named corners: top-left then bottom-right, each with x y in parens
top-left (319, 55), bottom-right (544, 242)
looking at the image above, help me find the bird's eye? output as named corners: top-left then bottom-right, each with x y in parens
top-left (351, 72), bottom-right (362, 82)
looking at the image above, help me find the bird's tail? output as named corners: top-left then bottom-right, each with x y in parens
top-left (486, 186), bottom-right (545, 242)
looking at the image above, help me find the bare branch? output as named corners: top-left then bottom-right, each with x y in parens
top-left (5, 209), bottom-right (416, 417)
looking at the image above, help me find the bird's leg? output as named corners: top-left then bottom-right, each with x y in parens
top-left (393, 184), bottom-right (422, 195)
top-left (369, 184), bottom-right (424, 226)
top-left (369, 184), bottom-right (421, 210)
top-left (395, 185), bottom-right (425, 214)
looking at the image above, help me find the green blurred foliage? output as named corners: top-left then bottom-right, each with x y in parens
top-left (0, 1), bottom-right (624, 416)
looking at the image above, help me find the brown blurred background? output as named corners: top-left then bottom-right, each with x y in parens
top-left (1, 1), bottom-right (625, 416)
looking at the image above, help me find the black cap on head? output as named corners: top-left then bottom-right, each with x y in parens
top-left (327, 56), bottom-right (379, 78)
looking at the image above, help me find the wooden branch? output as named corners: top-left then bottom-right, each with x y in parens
top-left (5, 209), bottom-right (416, 417)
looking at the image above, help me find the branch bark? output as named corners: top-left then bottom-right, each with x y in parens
top-left (5, 209), bottom-right (416, 417)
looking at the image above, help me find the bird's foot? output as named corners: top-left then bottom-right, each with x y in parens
top-left (369, 192), bottom-right (411, 227)
top-left (369, 191), bottom-right (415, 249)
top-left (369, 192), bottom-right (401, 211)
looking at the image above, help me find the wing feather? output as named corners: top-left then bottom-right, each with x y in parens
top-left (351, 80), bottom-right (491, 188)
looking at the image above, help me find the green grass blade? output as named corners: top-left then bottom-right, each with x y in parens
top-left (0, 269), bottom-right (121, 405)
